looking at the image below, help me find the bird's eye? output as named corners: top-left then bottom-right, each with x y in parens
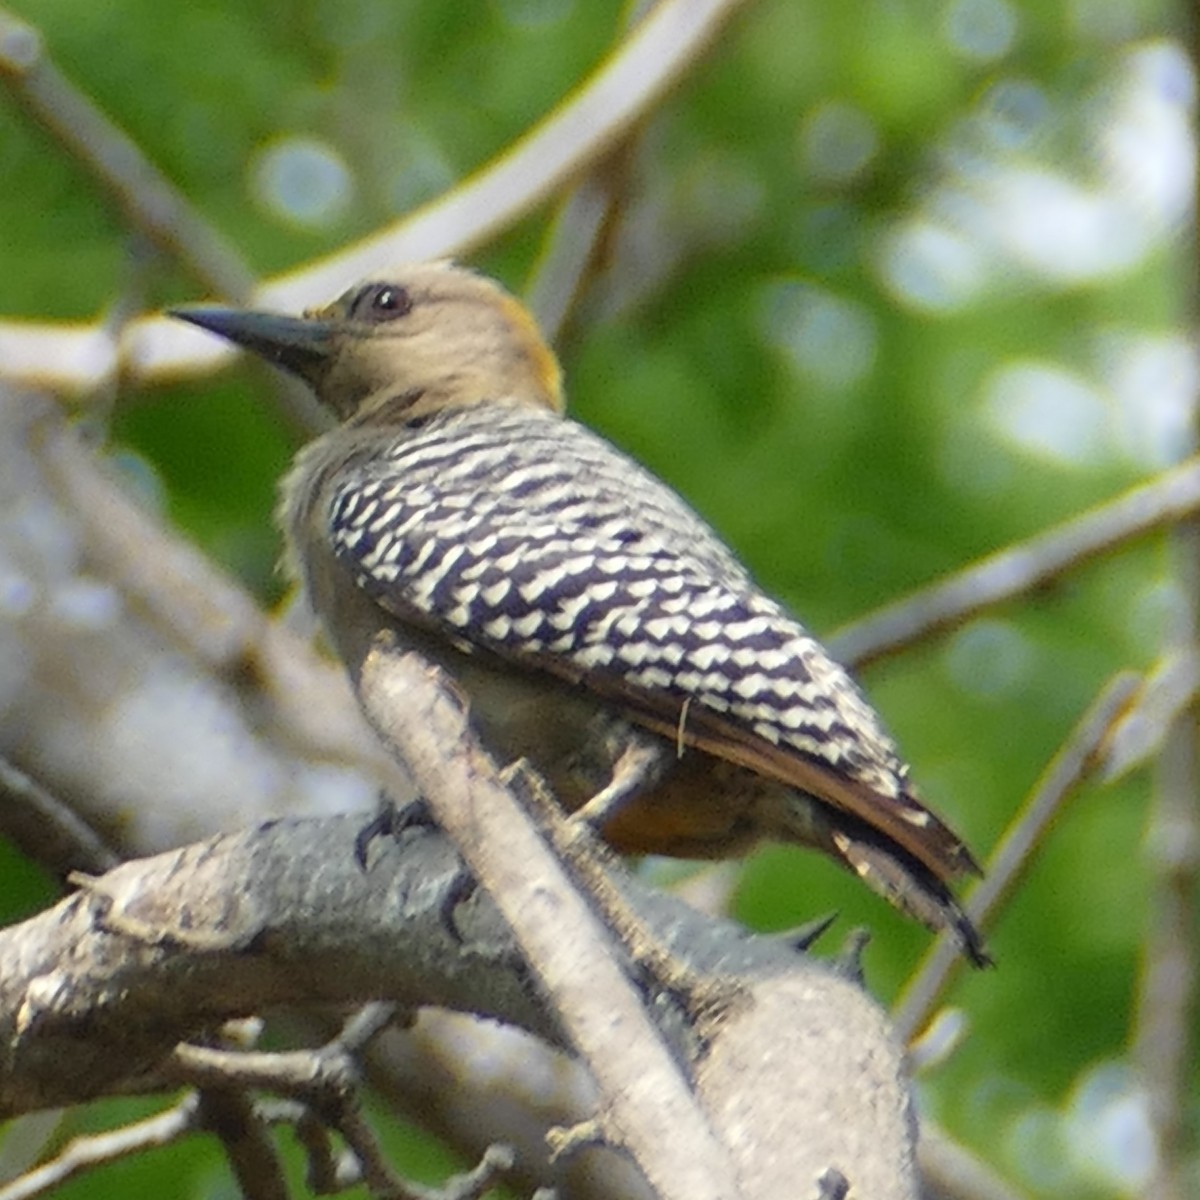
top-left (352, 283), bottom-right (413, 322)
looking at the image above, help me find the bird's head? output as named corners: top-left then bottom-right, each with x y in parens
top-left (170, 262), bottom-right (564, 423)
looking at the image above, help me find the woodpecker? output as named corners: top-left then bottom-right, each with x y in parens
top-left (171, 262), bottom-right (989, 966)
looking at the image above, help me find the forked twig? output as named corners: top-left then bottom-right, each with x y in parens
top-left (893, 672), bottom-right (1141, 1042)
top-left (832, 459), bottom-right (1200, 669)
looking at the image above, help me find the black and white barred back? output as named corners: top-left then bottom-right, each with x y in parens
top-left (325, 404), bottom-right (976, 867)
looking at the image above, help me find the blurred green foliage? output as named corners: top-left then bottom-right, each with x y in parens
top-left (1, 0), bottom-right (1192, 1196)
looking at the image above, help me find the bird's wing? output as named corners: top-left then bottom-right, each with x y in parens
top-left (328, 406), bottom-right (978, 883)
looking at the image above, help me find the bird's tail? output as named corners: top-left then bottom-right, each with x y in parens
top-left (780, 795), bottom-right (992, 968)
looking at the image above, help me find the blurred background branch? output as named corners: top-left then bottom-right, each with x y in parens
top-left (0, 0), bottom-right (751, 394)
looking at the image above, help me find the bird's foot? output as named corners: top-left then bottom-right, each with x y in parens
top-left (354, 793), bottom-right (437, 869)
top-left (571, 736), bottom-right (668, 838)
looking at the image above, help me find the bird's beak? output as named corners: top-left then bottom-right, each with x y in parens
top-left (169, 306), bottom-right (336, 385)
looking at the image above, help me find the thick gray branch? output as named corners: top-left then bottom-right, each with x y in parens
top-left (0, 811), bottom-right (918, 1198)
top-left (0, 816), bottom-right (542, 1117)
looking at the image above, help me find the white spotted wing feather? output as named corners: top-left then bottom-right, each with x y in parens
top-left (328, 404), bottom-right (978, 881)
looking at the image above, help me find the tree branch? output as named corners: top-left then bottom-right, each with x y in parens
top-left (893, 671), bottom-right (1141, 1042)
top-left (831, 458), bottom-right (1200, 669)
top-left (0, 7), bottom-right (255, 302)
top-left (355, 644), bottom-right (743, 1200)
top-left (0, 816), bottom-right (551, 1118)
top-left (0, 808), bottom-right (921, 1197)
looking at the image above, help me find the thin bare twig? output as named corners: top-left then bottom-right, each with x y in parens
top-left (337, 1003), bottom-right (404, 1056)
top-left (195, 1089), bottom-right (288, 1200)
top-left (523, 1), bottom-right (651, 341)
top-left (0, 8), bottom-right (254, 303)
top-left (1101, 651), bottom-right (1200, 781)
top-left (356, 644), bottom-right (742, 1200)
top-left (893, 672), bottom-right (1141, 1042)
top-left (0, 1037), bottom-right (507, 1200)
top-left (427, 1144), bottom-right (516, 1200)
top-left (918, 1119), bottom-right (1031, 1200)
top-left (172, 999), bottom-right (510, 1198)
top-left (0, 757), bottom-right (120, 878)
top-left (286, 1103), bottom-right (344, 1193)
top-left (331, 1101), bottom-right (418, 1200)
top-left (526, 151), bottom-right (633, 344)
top-left (166, 1004), bottom-right (397, 1099)
top-left (326, 1140), bottom-right (515, 1200)
top-left (168, 1044), bottom-right (357, 1098)
top-left (266, 1085), bottom-right (514, 1200)
top-left (831, 458), bottom-right (1200, 669)
top-left (0, 1096), bottom-right (201, 1200)
top-left (525, 0), bottom-right (657, 343)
